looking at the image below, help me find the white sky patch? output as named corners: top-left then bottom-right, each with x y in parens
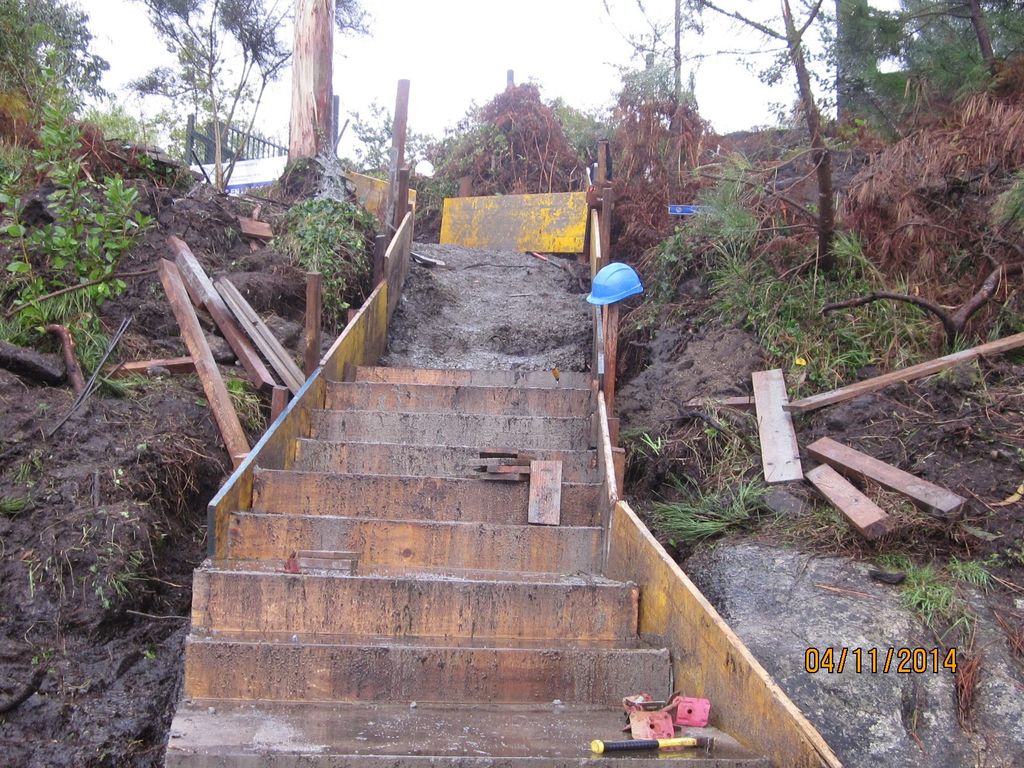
top-left (84, 0), bottom-right (904, 152)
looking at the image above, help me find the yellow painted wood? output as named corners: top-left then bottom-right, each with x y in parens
top-left (320, 281), bottom-right (388, 382)
top-left (605, 500), bottom-right (842, 768)
top-left (345, 171), bottom-right (416, 220)
top-left (440, 192), bottom-right (589, 253)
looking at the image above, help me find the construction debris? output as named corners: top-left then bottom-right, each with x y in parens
top-left (786, 331), bottom-right (1024, 413)
top-left (752, 369), bottom-right (803, 483)
top-left (807, 436), bottom-right (966, 518)
top-left (170, 236), bottom-right (277, 393)
top-left (527, 459), bottom-right (562, 525)
top-left (106, 356), bottom-right (197, 378)
top-left (806, 464), bottom-right (894, 540)
top-left (158, 259), bottom-right (249, 466)
top-left (237, 216), bottom-right (273, 240)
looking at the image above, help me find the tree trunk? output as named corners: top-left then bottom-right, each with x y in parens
top-left (673, 0), bottom-right (682, 110)
top-left (289, 0), bottom-right (335, 160)
top-left (967, 0), bottom-right (996, 72)
top-left (783, 0), bottom-right (835, 271)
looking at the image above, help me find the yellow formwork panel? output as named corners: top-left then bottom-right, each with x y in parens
top-left (440, 192), bottom-right (588, 253)
top-left (346, 171), bottom-right (417, 219)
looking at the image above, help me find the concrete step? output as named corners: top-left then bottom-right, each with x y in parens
top-left (166, 701), bottom-right (769, 767)
top-left (326, 381), bottom-right (594, 418)
top-left (183, 635), bottom-right (670, 704)
top-left (226, 512), bottom-right (603, 574)
top-left (292, 440), bottom-right (601, 482)
top-left (251, 469), bottom-right (603, 526)
top-left (354, 365), bottom-right (592, 390)
top-left (310, 410), bottom-right (592, 451)
top-left (191, 568), bottom-right (639, 643)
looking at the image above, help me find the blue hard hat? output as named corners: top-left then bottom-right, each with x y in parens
top-left (587, 262), bottom-right (644, 305)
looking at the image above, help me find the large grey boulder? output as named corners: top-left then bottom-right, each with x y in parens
top-left (683, 543), bottom-right (1024, 768)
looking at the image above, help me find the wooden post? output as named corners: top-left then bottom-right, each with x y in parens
top-left (458, 176), bottom-right (473, 197)
top-left (304, 271), bottom-right (322, 377)
top-left (596, 139), bottom-right (610, 186)
top-left (394, 167), bottom-right (411, 233)
top-left (371, 234), bottom-right (388, 287)
top-left (604, 303), bottom-right (620, 415)
top-left (270, 386), bottom-right (289, 423)
top-left (599, 185), bottom-right (614, 272)
top-left (289, 0), bottom-right (334, 160)
top-left (158, 260), bottom-right (249, 466)
top-left (384, 79), bottom-right (410, 231)
top-left (507, 69), bottom-right (515, 89)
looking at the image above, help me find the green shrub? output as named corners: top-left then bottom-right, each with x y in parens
top-left (274, 198), bottom-right (376, 331)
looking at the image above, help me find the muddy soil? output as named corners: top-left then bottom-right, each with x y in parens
top-left (383, 243), bottom-right (592, 372)
top-left (0, 183), bottom-right (311, 767)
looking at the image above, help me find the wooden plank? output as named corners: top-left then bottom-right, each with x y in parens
top-left (807, 436), bottom-right (966, 517)
top-left (158, 260), bottom-right (249, 466)
top-left (605, 501), bottom-right (842, 768)
top-left (684, 395), bottom-right (756, 412)
top-left (528, 460), bottom-right (562, 525)
top-left (597, 391), bottom-right (618, 506)
top-left (304, 271), bottom-right (321, 376)
top-left (599, 185), bottom-right (614, 264)
top-left (169, 236), bottom-right (276, 393)
top-left (238, 217), bottom-right (273, 240)
top-left (589, 209), bottom-right (602, 278)
top-left (106, 356), bottom-right (196, 377)
top-left (440, 192), bottom-right (589, 253)
top-left (806, 464), bottom-right (894, 540)
top-left (787, 331), bottom-right (1024, 413)
top-left (215, 277), bottom-right (305, 394)
top-left (752, 369), bottom-right (803, 483)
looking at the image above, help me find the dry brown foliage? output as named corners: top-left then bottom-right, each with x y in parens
top-left (447, 85), bottom-right (587, 197)
top-left (609, 98), bottom-right (712, 262)
top-left (845, 87), bottom-right (1024, 314)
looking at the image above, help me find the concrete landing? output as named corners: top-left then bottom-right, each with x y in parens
top-left (166, 701), bottom-right (770, 767)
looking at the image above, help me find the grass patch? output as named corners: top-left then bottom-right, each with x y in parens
top-left (876, 553), bottom-right (982, 641)
top-left (708, 232), bottom-right (934, 397)
top-left (647, 480), bottom-right (770, 545)
top-left (226, 377), bottom-right (265, 434)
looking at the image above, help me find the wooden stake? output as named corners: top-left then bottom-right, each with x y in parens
top-left (289, 0), bottom-right (334, 159)
top-left (384, 79), bottom-right (410, 230)
top-left (394, 167), bottom-right (411, 233)
top-left (270, 386), bottom-right (289, 423)
top-left (158, 260), bottom-right (248, 465)
top-left (596, 139), bottom-right (610, 186)
top-left (603, 303), bottom-right (619, 415)
top-left (599, 185), bottom-right (614, 273)
top-left (304, 271), bottom-right (322, 377)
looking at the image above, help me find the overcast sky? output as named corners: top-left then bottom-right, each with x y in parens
top-left (85, 0), bottom-right (900, 155)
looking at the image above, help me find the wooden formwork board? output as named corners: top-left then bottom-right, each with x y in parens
top-left (605, 500), bottom-right (841, 768)
top-left (440, 192), bottom-right (589, 253)
top-left (206, 282), bottom-right (389, 560)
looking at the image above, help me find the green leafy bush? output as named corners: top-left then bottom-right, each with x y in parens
top-left (274, 198), bottom-right (376, 331)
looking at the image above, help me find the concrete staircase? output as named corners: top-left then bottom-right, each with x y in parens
top-left (166, 367), bottom-right (769, 766)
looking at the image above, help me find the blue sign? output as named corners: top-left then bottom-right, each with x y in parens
top-left (668, 204), bottom-right (707, 216)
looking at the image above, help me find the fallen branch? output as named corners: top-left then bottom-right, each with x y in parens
top-left (45, 324), bottom-right (85, 394)
top-left (822, 262), bottom-right (1023, 349)
top-left (0, 340), bottom-right (64, 385)
top-left (3, 268), bottom-right (157, 319)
